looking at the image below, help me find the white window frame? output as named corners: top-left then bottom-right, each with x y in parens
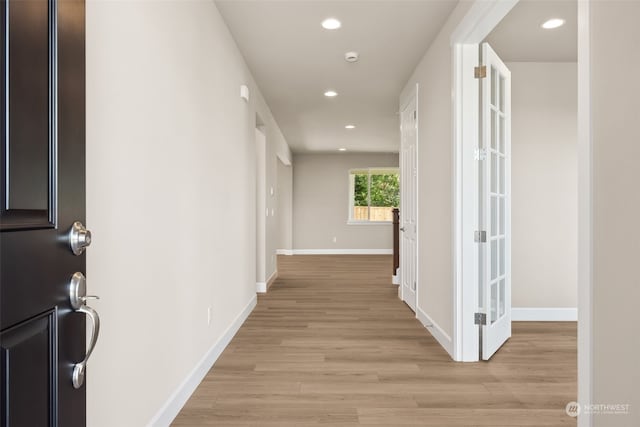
top-left (347, 167), bottom-right (399, 225)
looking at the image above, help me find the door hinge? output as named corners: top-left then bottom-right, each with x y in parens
top-left (414, 110), bottom-right (417, 120)
top-left (474, 65), bottom-right (487, 79)
top-left (474, 148), bottom-right (487, 161)
top-left (474, 230), bottom-right (487, 243)
top-left (474, 312), bottom-right (487, 325)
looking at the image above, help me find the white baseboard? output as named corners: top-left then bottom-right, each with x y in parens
top-left (512, 307), bottom-right (577, 321)
top-left (257, 270), bottom-right (278, 293)
top-left (392, 275), bottom-right (400, 285)
top-left (276, 249), bottom-right (293, 255)
top-left (416, 306), bottom-right (454, 358)
top-left (147, 295), bottom-right (257, 427)
top-left (267, 270), bottom-right (277, 289)
top-left (292, 249), bottom-right (393, 255)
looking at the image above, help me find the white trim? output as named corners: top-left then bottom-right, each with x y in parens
top-left (450, 0), bottom-right (517, 44)
top-left (451, 0), bottom-right (517, 363)
top-left (276, 152), bottom-right (291, 167)
top-left (147, 295), bottom-right (257, 427)
top-left (291, 249), bottom-right (392, 255)
top-left (256, 269), bottom-right (277, 293)
top-left (416, 306), bottom-right (453, 358)
top-left (276, 249), bottom-right (293, 256)
top-left (577, 1), bottom-right (592, 424)
top-left (266, 270), bottom-right (277, 289)
top-left (392, 274), bottom-right (399, 285)
top-left (512, 308), bottom-right (577, 322)
top-left (452, 43), bottom-right (482, 362)
top-left (347, 221), bottom-right (393, 226)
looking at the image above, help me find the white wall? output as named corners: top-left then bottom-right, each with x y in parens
top-left (277, 158), bottom-right (293, 251)
top-left (86, 1), bottom-right (289, 425)
top-left (508, 62), bottom-right (577, 309)
top-left (590, 2), bottom-right (640, 425)
top-left (399, 1), bottom-right (474, 348)
top-left (292, 153), bottom-right (398, 251)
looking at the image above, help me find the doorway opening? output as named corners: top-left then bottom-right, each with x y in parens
top-left (399, 85), bottom-right (418, 313)
top-left (452, 0), bottom-right (588, 421)
top-left (255, 120), bottom-right (267, 293)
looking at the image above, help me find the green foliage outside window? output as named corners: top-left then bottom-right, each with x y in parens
top-left (352, 171), bottom-right (399, 208)
top-left (370, 173), bottom-right (399, 207)
top-left (354, 174), bottom-right (369, 206)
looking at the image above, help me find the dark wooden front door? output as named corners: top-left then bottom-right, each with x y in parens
top-left (1, 0), bottom-right (87, 426)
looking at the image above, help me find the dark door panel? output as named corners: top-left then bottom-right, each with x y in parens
top-left (1, 0), bottom-right (87, 425)
top-left (1, 311), bottom-right (56, 427)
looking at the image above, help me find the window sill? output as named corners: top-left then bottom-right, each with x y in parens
top-left (347, 221), bottom-right (393, 226)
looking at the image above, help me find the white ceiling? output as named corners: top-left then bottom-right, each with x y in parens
top-left (216, 1), bottom-right (458, 153)
top-left (485, 0), bottom-right (577, 62)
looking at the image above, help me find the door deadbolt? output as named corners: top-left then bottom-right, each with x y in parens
top-left (69, 221), bottom-right (92, 255)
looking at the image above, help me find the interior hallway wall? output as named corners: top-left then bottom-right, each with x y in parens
top-left (292, 152), bottom-right (398, 251)
top-left (277, 158), bottom-right (293, 251)
top-left (508, 62), bottom-right (577, 310)
top-left (86, 1), bottom-right (290, 425)
top-left (399, 0), bottom-right (475, 355)
top-left (590, 1), bottom-right (640, 425)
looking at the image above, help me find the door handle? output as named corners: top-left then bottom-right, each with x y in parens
top-left (69, 272), bottom-right (101, 389)
top-left (69, 221), bottom-right (92, 255)
top-left (400, 227), bottom-right (405, 232)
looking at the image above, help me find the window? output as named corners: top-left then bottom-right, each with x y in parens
top-left (349, 168), bottom-right (399, 223)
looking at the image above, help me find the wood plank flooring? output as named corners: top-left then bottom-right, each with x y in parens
top-left (173, 255), bottom-right (577, 426)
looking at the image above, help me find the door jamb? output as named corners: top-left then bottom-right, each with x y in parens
top-left (451, 1), bottom-right (593, 426)
top-left (398, 84), bottom-right (418, 310)
top-left (450, 0), bottom-right (517, 363)
top-left (576, 2), bottom-right (593, 426)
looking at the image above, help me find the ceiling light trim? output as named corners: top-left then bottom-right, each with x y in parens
top-left (321, 18), bottom-right (341, 30)
top-left (541, 18), bottom-right (565, 29)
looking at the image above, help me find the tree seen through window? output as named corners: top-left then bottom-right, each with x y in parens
top-left (351, 169), bottom-right (399, 222)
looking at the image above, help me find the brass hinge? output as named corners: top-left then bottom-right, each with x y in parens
top-left (474, 65), bottom-right (487, 79)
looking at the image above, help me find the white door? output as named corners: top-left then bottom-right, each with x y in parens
top-left (480, 43), bottom-right (511, 359)
top-left (400, 93), bottom-right (417, 312)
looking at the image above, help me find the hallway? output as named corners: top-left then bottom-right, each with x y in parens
top-left (172, 255), bottom-right (576, 426)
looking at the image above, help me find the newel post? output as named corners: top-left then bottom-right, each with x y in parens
top-left (392, 208), bottom-right (400, 278)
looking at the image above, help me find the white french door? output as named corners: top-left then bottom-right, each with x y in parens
top-left (480, 43), bottom-right (511, 360)
top-left (400, 92), bottom-right (417, 312)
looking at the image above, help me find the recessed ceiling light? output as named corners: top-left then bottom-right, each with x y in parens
top-left (345, 125), bottom-right (356, 129)
top-left (345, 51), bottom-right (359, 63)
top-left (338, 148), bottom-right (347, 151)
top-left (324, 90), bottom-right (338, 97)
top-left (541, 18), bottom-right (565, 29)
top-left (321, 18), bottom-right (341, 30)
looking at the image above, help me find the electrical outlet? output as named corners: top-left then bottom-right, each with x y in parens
top-left (207, 306), bottom-right (211, 326)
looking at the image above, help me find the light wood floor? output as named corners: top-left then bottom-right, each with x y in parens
top-left (173, 255), bottom-right (577, 426)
